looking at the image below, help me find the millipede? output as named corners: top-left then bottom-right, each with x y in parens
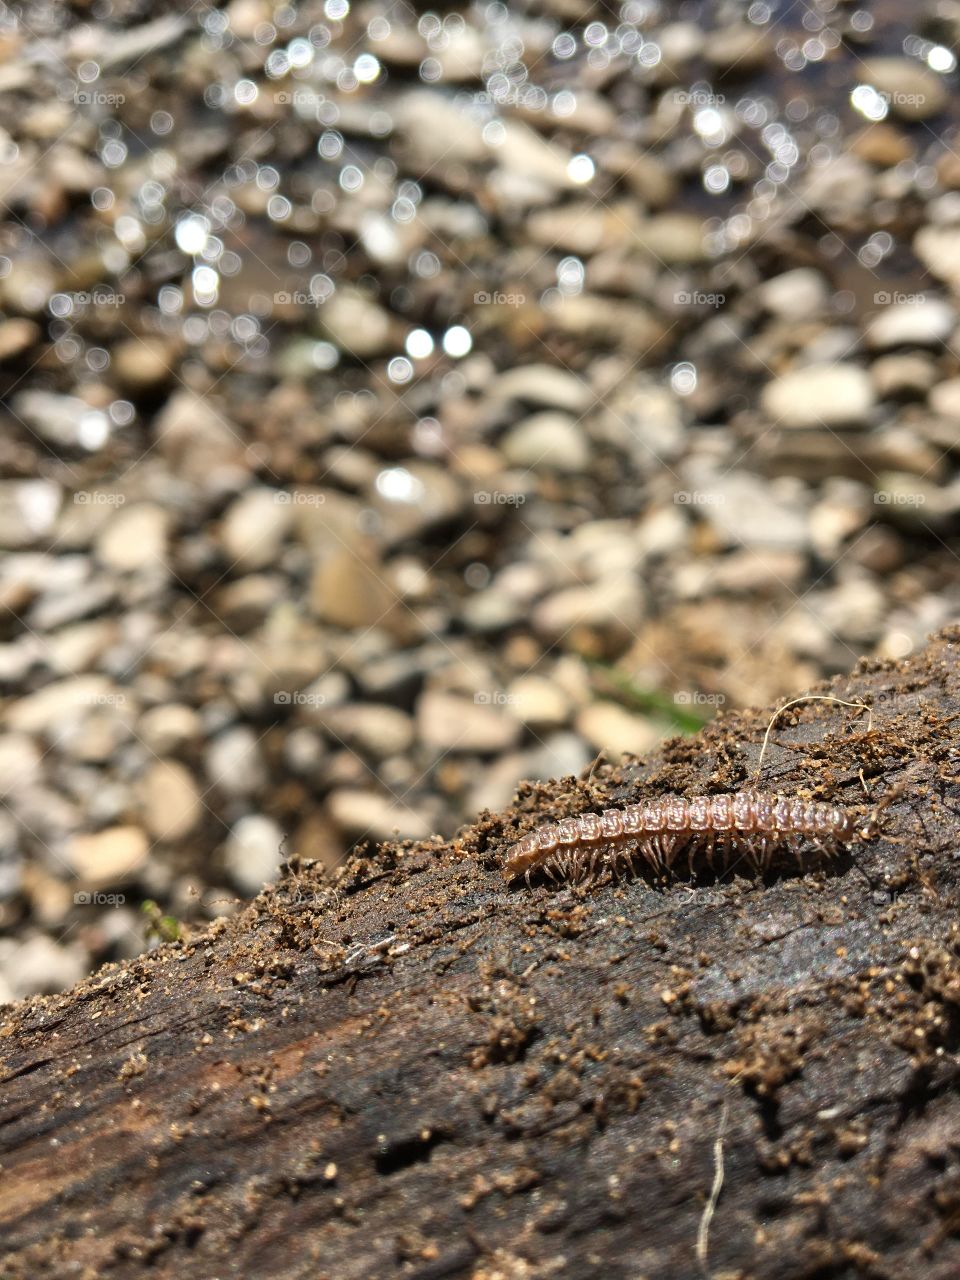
top-left (502, 791), bottom-right (873, 886)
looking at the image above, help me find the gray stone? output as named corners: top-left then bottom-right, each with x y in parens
top-left (0, 481), bottom-right (61, 548)
top-left (66, 825), bottom-right (149, 886)
top-left (57, 702), bottom-right (136, 763)
top-left (310, 548), bottom-right (403, 633)
top-left (858, 58), bottom-right (948, 121)
top-left (533, 577), bottom-right (645, 645)
top-left (396, 90), bottom-right (487, 166)
top-left (43, 619), bottom-right (117, 674)
top-left (95, 503), bottom-right (170, 573)
top-left (761, 364), bottom-right (875, 428)
top-left (866, 298), bottom-right (955, 348)
top-left (282, 728), bottom-right (327, 775)
top-left (492, 364), bottom-right (593, 413)
top-left (495, 120), bottom-right (578, 193)
top-left (327, 788), bottom-right (432, 841)
top-left (467, 753), bottom-right (534, 815)
top-left (461, 588), bottom-right (528, 632)
top-left (0, 934), bottom-right (89, 999)
top-left (706, 23), bottom-right (772, 71)
top-left (370, 462), bottom-right (464, 543)
top-left (111, 337), bottom-right (174, 389)
top-left (206, 726), bottom-right (267, 796)
top-left (221, 487), bottom-right (293, 570)
top-left (506, 676), bottom-right (571, 729)
top-left (0, 638), bottom-right (40, 684)
top-left (138, 704), bottom-right (203, 753)
top-left (757, 269), bottom-right (829, 320)
top-left (870, 353), bottom-right (938, 398)
top-left (318, 289), bottom-right (394, 358)
top-left (223, 814), bottom-right (285, 895)
top-left (0, 318), bottom-right (39, 360)
top-left (501, 413), bottom-right (589, 472)
top-left (13, 390), bottom-right (109, 450)
top-left (29, 576), bottom-right (116, 631)
top-left (814, 578), bottom-right (887, 645)
top-left (7, 675), bottom-right (117, 735)
top-left (417, 689), bottom-right (522, 754)
top-left (0, 733), bottom-right (43, 797)
top-left (929, 378), bottom-right (960, 419)
top-left (915, 225), bottom-right (960, 291)
top-left (140, 760), bottom-right (203, 841)
top-left (319, 703), bottom-right (415, 758)
top-left (694, 470), bottom-right (810, 551)
top-left (634, 214), bottom-right (708, 264)
top-left (155, 390), bottom-right (247, 487)
top-left (576, 703), bottom-right (665, 757)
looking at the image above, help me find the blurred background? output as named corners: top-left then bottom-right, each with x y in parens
top-left (1, 0), bottom-right (959, 997)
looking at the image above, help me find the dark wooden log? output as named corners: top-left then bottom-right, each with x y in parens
top-left (3, 629), bottom-right (960, 1279)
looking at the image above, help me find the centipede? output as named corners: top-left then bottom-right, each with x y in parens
top-left (502, 791), bottom-right (871, 886)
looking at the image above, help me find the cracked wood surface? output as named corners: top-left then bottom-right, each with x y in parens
top-left (2, 630), bottom-right (960, 1279)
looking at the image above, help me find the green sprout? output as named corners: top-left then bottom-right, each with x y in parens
top-left (141, 900), bottom-right (182, 943)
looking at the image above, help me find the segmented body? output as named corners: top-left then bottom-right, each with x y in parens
top-left (502, 791), bottom-right (859, 885)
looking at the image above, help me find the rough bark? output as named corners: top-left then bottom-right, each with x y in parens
top-left (3, 630), bottom-right (960, 1280)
